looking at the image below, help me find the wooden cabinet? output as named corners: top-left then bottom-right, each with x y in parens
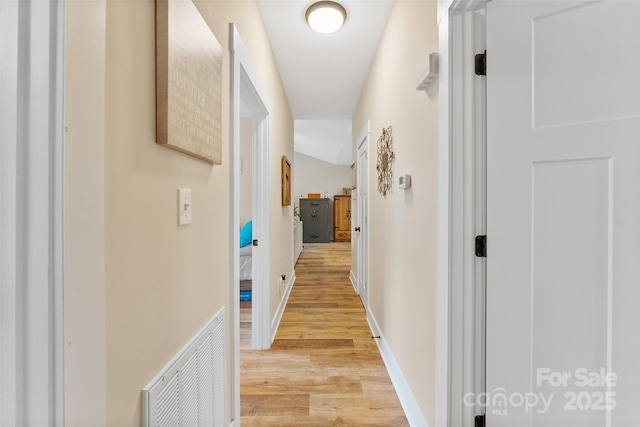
top-left (333, 195), bottom-right (351, 241)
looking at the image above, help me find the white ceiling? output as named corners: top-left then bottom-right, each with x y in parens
top-left (258, 0), bottom-right (393, 164)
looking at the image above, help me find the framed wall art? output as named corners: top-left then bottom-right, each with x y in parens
top-left (376, 125), bottom-right (394, 197)
top-left (281, 155), bottom-right (291, 206)
top-left (156, 0), bottom-right (223, 164)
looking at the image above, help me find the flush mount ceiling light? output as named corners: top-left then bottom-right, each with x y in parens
top-left (305, 1), bottom-right (347, 34)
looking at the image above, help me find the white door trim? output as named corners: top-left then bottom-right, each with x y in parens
top-left (436, 1), bottom-right (488, 426)
top-left (229, 22), bottom-right (272, 424)
top-left (356, 122), bottom-right (370, 313)
top-left (0, 1), bottom-right (65, 425)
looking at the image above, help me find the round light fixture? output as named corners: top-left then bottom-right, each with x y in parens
top-left (305, 1), bottom-right (347, 34)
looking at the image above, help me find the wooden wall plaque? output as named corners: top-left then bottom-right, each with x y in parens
top-left (156, 0), bottom-right (222, 164)
top-left (281, 156), bottom-right (291, 206)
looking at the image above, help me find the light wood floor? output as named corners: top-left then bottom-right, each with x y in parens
top-left (240, 300), bottom-right (251, 349)
top-left (240, 242), bottom-right (409, 426)
top-left (240, 280), bottom-right (252, 349)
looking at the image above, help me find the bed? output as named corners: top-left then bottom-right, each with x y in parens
top-left (239, 221), bottom-right (253, 301)
top-left (239, 244), bottom-right (253, 281)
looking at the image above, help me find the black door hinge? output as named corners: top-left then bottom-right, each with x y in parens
top-left (475, 50), bottom-right (486, 76)
top-left (252, 239), bottom-right (258, 246)
top-left (475, 235), bottom-right (487, 257)
top-left (475, 414), bottom-right (485, 427)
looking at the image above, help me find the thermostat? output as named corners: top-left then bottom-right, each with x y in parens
top-left (398, 174), bottom-right (411, 189)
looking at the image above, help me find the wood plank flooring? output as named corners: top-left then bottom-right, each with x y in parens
top-left (240, 242), bottom-right (409, 426)
top-left (240, 300), bottom-right (251, 349)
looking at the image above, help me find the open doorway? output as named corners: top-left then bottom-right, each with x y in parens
top-left (236, 68), bottom-right (271, 353)
top-left (238, 116), bottom-right (253, 349)
top-left (229, 21), bottom-right (273, 424)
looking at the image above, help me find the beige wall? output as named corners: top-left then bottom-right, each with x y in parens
top-left (65, 0), bottom-right (294, 425)
top-left (351, 0), bottom-right (439, 423)
top-left (293, 151), bottom-right (351, 204)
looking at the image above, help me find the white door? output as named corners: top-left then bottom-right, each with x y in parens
top-left (486, 1), bottom-right (640, 426)
top-left (357, 134), bottom-right (370, 309)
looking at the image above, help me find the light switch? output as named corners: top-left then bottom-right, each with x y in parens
top-left (178, 188), bottom-right (192, 225)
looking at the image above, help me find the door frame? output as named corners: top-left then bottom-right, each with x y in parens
top-left (229, 23), bottom-right (272, 424)
top-left (0, 1), bottom-right (65, 424)
top-left (435, 1), bottom-right (488, 426)
top-left (356, 122), bottom-right (370, 314)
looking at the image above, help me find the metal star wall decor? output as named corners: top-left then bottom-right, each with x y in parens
top-left (376, 125), bottom-right (395, 197)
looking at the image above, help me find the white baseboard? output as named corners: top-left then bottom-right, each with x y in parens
top-left (349, 270), bottom-right (358, 292)
top-left (367, 311), bottom-right (429, 427)
top-left (271, 270), bottom-right (296, 343)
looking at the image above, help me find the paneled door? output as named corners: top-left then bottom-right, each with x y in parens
top-left (486, 1), bottom-right (640, 425)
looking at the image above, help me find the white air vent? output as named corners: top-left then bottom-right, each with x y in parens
top-left (142, 308), bottom-right (226, 427)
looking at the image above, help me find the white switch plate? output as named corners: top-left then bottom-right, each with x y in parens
top-left (178, 188), bottom-right (192, 225)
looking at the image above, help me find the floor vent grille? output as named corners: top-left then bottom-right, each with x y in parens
top-left (142, 308), bottom-right (226, 427)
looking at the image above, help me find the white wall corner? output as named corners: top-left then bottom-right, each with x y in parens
top-left (271, 270), bottom-right (296, 343)
top-left (367, 312), bottom-right (429, 427)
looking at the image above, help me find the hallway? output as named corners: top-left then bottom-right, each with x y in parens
top-left (240, 242), bottom-right (409, 426)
